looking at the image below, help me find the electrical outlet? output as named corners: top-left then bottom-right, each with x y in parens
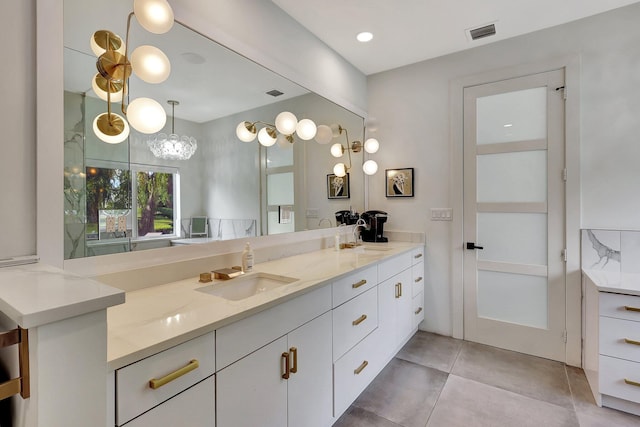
top-left (430, 208), bottom-right (452, 221)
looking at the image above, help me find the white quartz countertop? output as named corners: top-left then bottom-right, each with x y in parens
top-left (0, 263), bottom-right (125, 328)
top-left (107, 242), bottom-right (421, 370)
top-left (582, 269), bottom-right (640, 296)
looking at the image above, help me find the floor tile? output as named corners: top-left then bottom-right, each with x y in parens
top-left (451, 341), bottom-right (574, 410)
top-left (426, 374), bottom-right (579, 427)
top-left (352, 358), bottom-right (448, 427)
top-left (566, 366), bottom-right (640, 426)
top-left (333, 406), bottom-right (402, 427)
top-left (396, 331), bottom-right (463, 373)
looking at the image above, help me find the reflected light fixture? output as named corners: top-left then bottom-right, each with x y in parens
top-left (90, 0), bottom-right (174, 144)
top-left (148, 100), bottom-right (197, 160)
top-left (315, 124), bottom-right (380, 177)
top-left (236, 111), bottom-right (317, 147)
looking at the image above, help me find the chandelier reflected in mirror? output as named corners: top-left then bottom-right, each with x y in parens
top-left (147, 100), bottom-right (197, 160)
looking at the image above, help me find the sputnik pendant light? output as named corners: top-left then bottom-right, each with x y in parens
top-left (148, 100), bottom-right (197, 160)
top-left (315, 124), bottom-right (380, 177)
top-left (235, 111), bottom-right (317, 147)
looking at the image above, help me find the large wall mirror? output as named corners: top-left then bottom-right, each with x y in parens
top-left (63, 0), bottom-right (365, 259)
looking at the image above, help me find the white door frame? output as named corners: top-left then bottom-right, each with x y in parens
top-left (449, 55), bottom-right (582, 366)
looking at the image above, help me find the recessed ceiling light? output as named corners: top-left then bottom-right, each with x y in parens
top-left (503, 123), bottom-right (513, 128)
top-left (356, 32), bottom-right (373, 43)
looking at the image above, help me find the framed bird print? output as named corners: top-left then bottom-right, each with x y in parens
top-left (385, 168), bottom-right (414, 197)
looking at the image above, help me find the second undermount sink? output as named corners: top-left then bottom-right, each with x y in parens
top-left (196, 273), bottom-right (298, 301)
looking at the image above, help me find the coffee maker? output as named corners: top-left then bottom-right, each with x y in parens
top-left (335, 210), bottom-right (359, 226)
top-left (360, 210), bottom-right (388, 242)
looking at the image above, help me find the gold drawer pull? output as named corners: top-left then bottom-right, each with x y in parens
top-left (624, 306), bottom-right (640, 313)
top-left (290, 347), bottom-right (298, 374)
top-left (352, 314), bottom-right (367, 326)
top-left (149, 359), bottom-right (199, 390)
top-left (624, 378), bottom-right (640, 387)
top-left (415, 307), bottom-right (423, 315)
top-left (352, 279), bottom-right (367, 289)
top-left (414, 276), bottom-right (423, 283)
top-left (414, 253), bottom-right (423, 259)
top-left (282, 352), bottom-right (291, 379)
top-left (354, 360), bottom-right (368, 375)
top-left (624, 338), bottom-right (640, 346)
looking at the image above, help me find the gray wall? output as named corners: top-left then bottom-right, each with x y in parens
top-left (367, 3), bottom-right (640, 335)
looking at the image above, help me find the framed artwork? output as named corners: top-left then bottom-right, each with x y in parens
top-left (327, 173), bottom-right (350, 199)
top-left (385, 168), bottom-right (414, 197)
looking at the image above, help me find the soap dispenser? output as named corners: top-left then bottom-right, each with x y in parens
top-left (242, 242), bottom-right (254, 272)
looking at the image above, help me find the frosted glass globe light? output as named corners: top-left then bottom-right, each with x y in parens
top-left (91, 74), bottom-right (124, 103)
top-left (333, 163), bottom-right (347, 177)
top-left (126, 97), bottom-right (166, 134)
top-left (363, 160), bottom-right (379, 175)
top-left (296, 119), bottom-right (317, 140)
top-left (133, 0), bottom-right (175, 34)
top-left (275, 111), bottom-right (297, 135)
top-left (236, 121), bottom-right (256, 142)
top-left (314, 124), bottom-right (333, 144)
top-left (258, 127), bottom-right (277, 147)
top-left (93, 113), bottom-right (130, 144)
top-left (90, 31), bottom-right (126, 56)
top-left (330, 143), bottom-right (344, 158)
top-left (364, 138), bottom-right (380, 154)
top-left (277, 134), bottom-right (292, 149)
top-left (131, 45), bottom-right (171, 84)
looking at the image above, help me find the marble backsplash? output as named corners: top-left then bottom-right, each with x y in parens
top-left (581, 229), bottom-right (640, 273)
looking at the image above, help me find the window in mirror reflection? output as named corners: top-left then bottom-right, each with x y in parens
top-left (85, 166), bottom-right (131, 240)
top-left (133, 167), bottom-right (178, 238)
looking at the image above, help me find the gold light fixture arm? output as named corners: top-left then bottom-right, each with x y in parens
top-left (121, 12), bottom-right (135, 116)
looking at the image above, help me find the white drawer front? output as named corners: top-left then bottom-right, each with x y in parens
top-left (412, 292), bottom-right (424, 329)
top-left (116, 332), bottom-right (215, 426)
top-left (378, 252), bottom-right (412, 283)
top-left (333, 287), bottom-right (378, 361)
top-left (600, 316), bottom-right (640, 362)
top-left (332, 266), bottom-right (378, 307)
top-left (412, 261), bottom-right (424, 297)
top-left (600, 355), bottom-right (640, 403)
top-left (334, 329), bottom-right (382, 418)
top-left (216, 284), bottom-right (331, 370)
top-left (600, 292), bottom-right (640, 321)
top-left (411, 247), bottom-right (425, 264)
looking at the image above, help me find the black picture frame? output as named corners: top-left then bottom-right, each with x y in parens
top-left (327, 173), bottom-right (350, 199)
top-left (385, 168), bottom-right (414, 197)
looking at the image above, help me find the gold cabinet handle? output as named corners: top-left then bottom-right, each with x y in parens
top-left (352, 279), bottom-right (367, 289)
top-left (149, 359), bottom-right (199, 390)
top-left (415, 307), bottom-right (423, 315)
top-left (352, 314), bottom-right (367, 326)
top-left (624, 338), bottom-right (640, 346)
top-left (398, 283), bottom-right (403, 297)
top-left (624, 306), bottom-right (640, 313)
top-left (354, 360), bottom-right (369, 375)
top-left (290, 347), bottom-right (298, 374)
top-left (282, 352), bottom-right (291, 379)
top-left (624, 378), bottom-right (640, 387)
top-left (414, 276), bottom-right (423, 283)
top-left (414, 253), bottom-right (423, 259)
top-left (395, 283), bottom-right (400, 299)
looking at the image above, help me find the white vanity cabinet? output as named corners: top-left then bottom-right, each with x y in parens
top-left (216, 285), bottom-right (333, 427)
top-left (411, 246), bottom-right (425, 329)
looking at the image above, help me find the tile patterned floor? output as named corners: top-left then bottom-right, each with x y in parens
top-left (334, 331), bottom-right (640, 427)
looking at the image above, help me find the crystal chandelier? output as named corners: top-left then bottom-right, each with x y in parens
top-left (147, 100), bottom-right (197, 160)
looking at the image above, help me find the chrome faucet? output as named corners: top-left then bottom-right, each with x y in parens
top-left (352, 218), bottom-right (367, 244)
top-left (318, 218), bottom-right (332, 228)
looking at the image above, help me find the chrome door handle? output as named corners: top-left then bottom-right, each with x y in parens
top-left (466, 242), bottom-right (484, 250)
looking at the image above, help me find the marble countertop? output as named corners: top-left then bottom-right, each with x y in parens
top-left (0, 263), bottom-right (125, 328)
top-left (107, 242), bottom-right (421, 370)
top-left (582, 269), bottom-right (640, 296)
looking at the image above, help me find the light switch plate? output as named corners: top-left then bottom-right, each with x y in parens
top-left (430, 208), bottom-right (452, 221)
top-left (306, 208), bottom-right (319, 218)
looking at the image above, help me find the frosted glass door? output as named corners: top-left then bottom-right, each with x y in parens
top-left (463, 70), bottom-right (566, 361)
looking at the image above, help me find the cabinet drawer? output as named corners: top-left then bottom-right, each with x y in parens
top-left (412, 292), bottom-right (424, 329)
top-left (411, 246), bottom-right (425, 264)
top-left (412, 261), bottom-right (424, 297)
top-left (600, 316), bottom-right (640, 362)
top-left (378, 252), bottom-right (412, 283)
top-left (332, 266), bottom-right (377, 307)
top-left (600, 292), bottom-right (640, 321)
top-left (216, 285), bottom-right (331, 370)
top-left (116, 332), bottom-right (215, 426)
top-left (600, 355), bottom-right (640, 403)
top-left (334, 329), bottom-right (382, 418)
top-left (333, 287), bottom-right (378, 361)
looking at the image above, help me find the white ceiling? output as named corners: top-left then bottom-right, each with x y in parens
top-left (272, 0), bottom-right (640, 75)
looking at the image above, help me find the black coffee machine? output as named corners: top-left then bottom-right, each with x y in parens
top-left (360, 210), bottom-right (388, 242)
top-left (335, 210), bottom-right (359, 226)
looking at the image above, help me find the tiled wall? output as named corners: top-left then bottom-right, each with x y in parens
top-left (581, 229), bottom-right (640, 273)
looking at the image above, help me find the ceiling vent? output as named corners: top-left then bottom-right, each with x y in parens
top-left (469, 23), bottom-right (496, 41)
top-left (266, 89), bottom-right (284, 97)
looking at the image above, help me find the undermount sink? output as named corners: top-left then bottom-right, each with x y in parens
top-left (196, 273), bottom-right (298, 301)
